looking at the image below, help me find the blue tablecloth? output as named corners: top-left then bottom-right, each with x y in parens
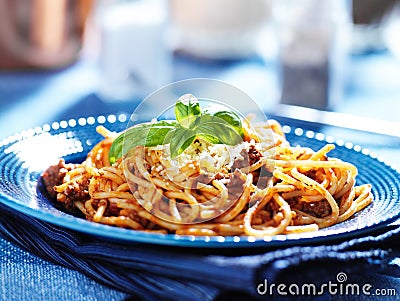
top-left (2, 199), bottom-right (400, 301)
top-left (1, 52), bottom-right (400, 300)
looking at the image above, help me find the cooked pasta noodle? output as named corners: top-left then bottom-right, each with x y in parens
top-left (43, 119), bottom-right (373, 238)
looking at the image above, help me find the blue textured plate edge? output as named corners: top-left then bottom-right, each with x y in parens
top-left (0, 116), bottom-right (400, 248)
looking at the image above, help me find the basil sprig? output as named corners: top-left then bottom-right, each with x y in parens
top-left (108, 120), bottom-right (177, 164)
top-left (108, 94), bottom-right (244, 163)
top-left (174, 94), bottom-right (201, 128)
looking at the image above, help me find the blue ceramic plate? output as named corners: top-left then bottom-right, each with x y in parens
top-left (1, 115), bottom-right (400, 248)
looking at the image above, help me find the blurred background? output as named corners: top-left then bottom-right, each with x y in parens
top-left (0, 0), bottom-right (399, 163)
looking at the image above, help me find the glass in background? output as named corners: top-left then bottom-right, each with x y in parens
top-left (351, 0), bottom-right (399, 54)
top-left (273, 0), bottom-right (352, 110)
top-left (94, 0), bottom-right (172, 102)
top-left (169, 0), bottom-right (272, 60)
top-left (169, 0), bottom-right (281, 112)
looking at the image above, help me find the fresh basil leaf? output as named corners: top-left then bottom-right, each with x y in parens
top-left (108, 133), bottom-right (125, 164)
top-left (196, 133), bottom-right (221, 144)
top-left (175, 94), bottom-right (201, 128)
top-left (195, 115), bottom-right (243, 146)
top-left (168, 126), bottom-right (196, 158)
top-left (108, 120), bottom-right (177, 164)
top-left (212, 110), bottom-right (244, 138)
top-left (109, 97), bottom-right (245, 163)
top-left (145, 121), bottom-right (178, 146)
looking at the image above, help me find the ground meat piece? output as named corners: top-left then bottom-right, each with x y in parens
top-left (248, 144), bottom-right (262, 166)
top-left (303, 200), bottom-right (331, 217)
top-left (231, 145), bottom-right (263, 170)
top-left (231, 149), bottom-right (248, 170)
top-left (125, 209), bottom-right (151, 228)
top-left (289, 198), bottom-right (332, 218)
top-left (262, 199), bottom-right (282, 226)
top-left (226, 169), bottom-right (247, 198)
top-left (58, 175), bottom-right (90, 210)
top-left (304, 170), bottom-right (317, 180)
top-left (41, 159), bottom-right (75, 199)
top-left (253, 166), bottom-right (273, 189)
top-left (42, 159), bottom-right (90, 210)
top-left (191, 173), bottom-right (213, 188)
top-left (214, 172), bottom-right (230, 181)
top-left (107, 202), bottom-right (121, 216)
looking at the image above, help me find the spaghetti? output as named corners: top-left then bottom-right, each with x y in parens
top-left (42, 119), bottom-right (373, 237)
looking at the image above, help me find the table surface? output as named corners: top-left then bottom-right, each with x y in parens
top-left (1, 50), bottom-right (400, 300)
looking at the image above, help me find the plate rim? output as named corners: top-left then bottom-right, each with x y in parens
top-left (1, 115), bottom-right (400, 248)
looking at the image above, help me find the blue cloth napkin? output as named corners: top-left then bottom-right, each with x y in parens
top-left (0, 201), bottom-right (399, 301)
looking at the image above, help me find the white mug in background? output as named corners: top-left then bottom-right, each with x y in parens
top-left (96, 0), bottom-right (172, 102)
top-left (273, 0), bottom-right (353, 110)
top-left (169, 0), bottom-right (272, 60)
